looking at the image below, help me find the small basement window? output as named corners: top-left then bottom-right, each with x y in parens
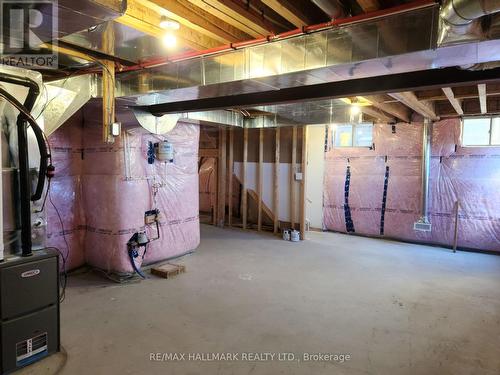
top-left (462, 116), bottom-right (500, 146)
top-left (333, 122), bottom-right (373, 148)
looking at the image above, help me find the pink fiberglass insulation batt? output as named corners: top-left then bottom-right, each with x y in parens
top-left (45, 110), bottom-right (85, 271)
top-left (324, 119), bottom-right (500, 252)
top-left (47, 105), bottom-right (200, 273)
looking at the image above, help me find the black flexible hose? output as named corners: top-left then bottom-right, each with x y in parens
top-left (0, 87), bottom-right (50, 201)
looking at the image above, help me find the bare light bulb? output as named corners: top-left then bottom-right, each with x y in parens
top-left (350, 103), bottom-right (361, 116)
top-left (162, 33), bottom-right (177, 49)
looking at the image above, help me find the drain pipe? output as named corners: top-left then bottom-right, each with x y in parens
top-left (414, 118), bottom-right (432, 231)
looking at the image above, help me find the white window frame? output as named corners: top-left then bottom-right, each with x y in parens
top-left (332, 122), bottom-right (374, 148)
top-left (461, 116), bottom-right (500, 147)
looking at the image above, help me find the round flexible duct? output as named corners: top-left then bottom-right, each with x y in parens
top-left (439, 0), bottom-right (500, 44)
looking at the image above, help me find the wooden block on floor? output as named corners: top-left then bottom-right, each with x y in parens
top-left (151, 263), bottom-right (186, 279)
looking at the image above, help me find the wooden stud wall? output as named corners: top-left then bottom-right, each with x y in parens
top-left (198, 125), bottom-right (307, 238)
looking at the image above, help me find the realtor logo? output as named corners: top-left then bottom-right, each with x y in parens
top-left (0, 0), bottom-right (58, 69)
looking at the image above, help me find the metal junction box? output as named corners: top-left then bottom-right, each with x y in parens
top-left (0, 250), bottom-right (60, 374)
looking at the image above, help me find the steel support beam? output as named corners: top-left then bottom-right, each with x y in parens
top-left (138, 67), bottom-right (500, 116)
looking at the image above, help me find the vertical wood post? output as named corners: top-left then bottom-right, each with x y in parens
top-left (242, 128), bottom-right (248, 229)
top-left (300, 126), bottom-right (308, 240)
top-left (273, 127), bottom-right (280, 234)
top-left (217, 128), bottom-right (227, 227)
top-left (290, 126), bottom-right (297, 229)
top-left (213, 158), bottom-right (218, 226)
top-left (101, 22), bottom-right (115, 144)
top-left (257, 128), bottom-right (263, 231)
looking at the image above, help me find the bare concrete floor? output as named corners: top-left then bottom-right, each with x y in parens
top-left (23, 225), bottom-right (500, 374)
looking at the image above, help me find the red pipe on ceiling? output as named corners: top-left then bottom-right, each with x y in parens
top-left (118, 0), bottom-right (437, 73)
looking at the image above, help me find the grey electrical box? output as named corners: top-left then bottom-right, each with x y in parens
top-left (0, 250), bottom-right (60, 374)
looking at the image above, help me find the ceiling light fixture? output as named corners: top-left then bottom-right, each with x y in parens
top-left (349, 99), bottom-right (362, 123)
top-left (162, 33), bottom-right (177, 48)
top-left (160, 16), bottom-right (180, 30)
top-left (350, 103), bottom-right (361, 116)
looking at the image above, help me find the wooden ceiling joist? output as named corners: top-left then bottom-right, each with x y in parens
top-left (478, 83), bottom-right (488, 114)
top-left (388, 91), bottom-right (439, 121)
top-left (416, 83), bottom-right (500, 101)
top-left (436, 96), bottom-right (500, 117)
top-left (147, 0), bottom-right (250, 43)
top-left (116, 0), bottom-right (220, 50)
top-left (442, 87), bottom-right (464, 115)
top-left (361, 106), bottom-right (395, 123)
top-left (261, 0), bottom-right (311, 28)
top-left (186, 0), bottom-right (273, 38)
top-left (356, 0), bottom-right (380, 12)
top-left (362, 94), bottom-right (411, 123)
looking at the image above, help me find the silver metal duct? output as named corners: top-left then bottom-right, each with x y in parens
top-left (56, 0), bottom-right (126, 38)
top-left (311, 0), bottom-right (345, 19)
top-left (42, 75), bottom-right (97, 135)
top-left (113, 7), bottom-right (500, 112)
top-left (115, 6), bottom-right (440, 99)
top-left (414, 118), bottom-right (432, 232)
top-left (60, 21), bottom-right (173, 64)
top-left (0, 0), bottom-right (126, 48)
top-left (132, 109), bottom-right (245, 134)
top-left (439, 0), bottom-right (500, 45)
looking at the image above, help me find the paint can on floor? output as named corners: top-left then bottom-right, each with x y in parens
top-left (282, 229), bottom-right (291, 241)
top-left (290, 230), bottom-right (300, 242)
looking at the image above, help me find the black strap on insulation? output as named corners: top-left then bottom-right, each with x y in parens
top-left (380, 165), bottom-right (390, 235)
top-left (344, 165), bottom-right (355, 233)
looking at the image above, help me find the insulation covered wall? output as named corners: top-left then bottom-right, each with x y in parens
top-left (46, 110), bottom-right (86, 270)
top-left (47, 104), bottom-right (200, 273)
top-left (324, 119), bottom-right (500, 252)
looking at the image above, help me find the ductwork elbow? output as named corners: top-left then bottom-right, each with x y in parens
top-left (441, 0), bottom-right (499, 26)
top-left (439, 0), bottom-right (500, 45)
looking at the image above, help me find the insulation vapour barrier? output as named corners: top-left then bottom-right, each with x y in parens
top-left (47, 104), bottom-right (200, 273)
top-left (324, 119), bottom-right (500, 252)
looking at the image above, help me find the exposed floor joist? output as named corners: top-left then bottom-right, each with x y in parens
top-left (116, 0), bottom-right (220, 49)
top-left (416, 83), bottom-right (500, 101)
top-left (361, 106), bottom-right (395, 123)
top-left (388, 91), bottom-right (439, 121)
top-left (362, 95), bottom-right (411, 122)
top-left (436, 96), bottom-right (500, 117)
top-left (478, 83), bottom-right (488, 114)
top-left (147, 0), bottom-right (250, 43)
top-left (356, 0), bottom-right (380, 12)
top-left (262, 0), bottom-right (311, 28)
top-left (442, 87), bottom-right (464, 115)
top-left (186, 0), bottom-right (272, 37)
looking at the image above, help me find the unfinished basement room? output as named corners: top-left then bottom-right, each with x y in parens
top-left (1, 0), bottom-right (500, 374)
